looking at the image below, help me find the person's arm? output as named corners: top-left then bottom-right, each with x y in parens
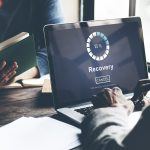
top-left (80, 87), bottom-right (134, 150)
top-left (34, 0), bottom-right (64, 77)
top-left (123, 105), bottom-right (150, 150)
top-left (81, 107), bottom-right (129, 150)
top-left (36, 48), bottom-right (49, 77)
top-left (9, 0), bottom-right (64, 79)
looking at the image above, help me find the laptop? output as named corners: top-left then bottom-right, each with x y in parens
top-left (44, 17), bottom-right (148, 124)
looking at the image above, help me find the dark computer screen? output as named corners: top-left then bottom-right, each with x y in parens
top-left (45, 18), bottom-right (148, 108)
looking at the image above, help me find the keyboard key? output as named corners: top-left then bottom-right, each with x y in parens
top-left (75, 106), bottom-right (94, 116)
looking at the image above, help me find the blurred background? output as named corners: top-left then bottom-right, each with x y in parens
top-left (62, 0), bottom-right (150, 63)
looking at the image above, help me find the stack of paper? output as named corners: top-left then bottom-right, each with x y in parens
top-left (0, 117), bottom-right (81, 150)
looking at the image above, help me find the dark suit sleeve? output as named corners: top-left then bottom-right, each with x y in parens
top-left (80, 107), bottom-right (130, 150)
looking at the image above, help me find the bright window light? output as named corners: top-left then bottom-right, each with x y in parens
top-left (94, 0), bottom-right (129, 20)
top-left (136, 0), bottom-right (150, 62)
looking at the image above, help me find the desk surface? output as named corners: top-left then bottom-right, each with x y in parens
top-left (0, 87), bottom-right (82, 150)
top-left (0, 87), bottom-right (56, 126)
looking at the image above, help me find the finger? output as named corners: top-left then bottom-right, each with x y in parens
top-left (105, 88), bottom-right (114, 105)
top-left (5, 71), bottom-right (17, 85)
top-left (12, 61), bottom-right (18, 68)
top-left (92, 88), bottom-right (112, 108)
top-left (0, 62), bottom-right (17, 81)
top-left (0, 66), bottom-right (17, 81)
top-left (112, 87), bottom-right (126, 103)
top-left (9, 62), bottom-right (18, 72)
top-left (1, 71), bottom-right (16, 85)
top-left (112, 87), bottom-right (122, 95)
top-left (1, 71), bottom-right (15, 83)
top-left (6, 75), bottom-right (16, 85)
top-left (0, 62), bottom-right (18, 83)
top-left (3, 62), bottom-right (18, 76)
top-left (2, 67), bottom-right (17, 82)
top-left (0, 60), bottom-right (6, 72)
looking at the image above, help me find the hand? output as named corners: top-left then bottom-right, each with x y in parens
top-left (0, 61), bottom-right (18, 86)
top-left (0, 0), bottom-right (3, 8)
top-left (92, 87), bottom-right (134, 114)
top-left (131, 79), bottom-right (150, 110)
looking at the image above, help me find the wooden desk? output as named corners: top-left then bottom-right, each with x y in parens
top-left (0, 87), bottom-right (56, 127)
top-left (0, 87), bottom-right (82, 150)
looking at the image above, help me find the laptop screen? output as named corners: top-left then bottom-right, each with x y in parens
top-left (44, 17), bottom-right (148, 108)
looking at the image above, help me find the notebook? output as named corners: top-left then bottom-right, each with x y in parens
top-left (0, 32), bottom-right (37, 76)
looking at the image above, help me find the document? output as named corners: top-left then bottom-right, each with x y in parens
top-left (0, 117), bottom-right (81, 150)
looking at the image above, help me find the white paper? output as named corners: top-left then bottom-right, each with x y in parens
top-left (0, 117), bottom-right (81, 150)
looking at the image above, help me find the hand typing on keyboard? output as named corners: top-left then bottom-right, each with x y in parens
top-left (92, 87), bottom-right (134, 114)
top-left (91, 79), bottom-right (150, 112)
top-left (75, 79), bottom-right (150, 116)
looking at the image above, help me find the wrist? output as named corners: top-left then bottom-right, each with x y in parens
top-left (113, 100), bottom-right (134, 115)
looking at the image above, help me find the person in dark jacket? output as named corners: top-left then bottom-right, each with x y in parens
top-left (0, 0), bottom-right (63, 86)
top-left (81, 80), bottom-right (150, 150)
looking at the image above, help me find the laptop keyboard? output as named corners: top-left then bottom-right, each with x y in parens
top-left (74, 106), bottom-right (94, 116)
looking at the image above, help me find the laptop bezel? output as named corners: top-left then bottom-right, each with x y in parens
top-left (44, 17), bottom-right (148, 109)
